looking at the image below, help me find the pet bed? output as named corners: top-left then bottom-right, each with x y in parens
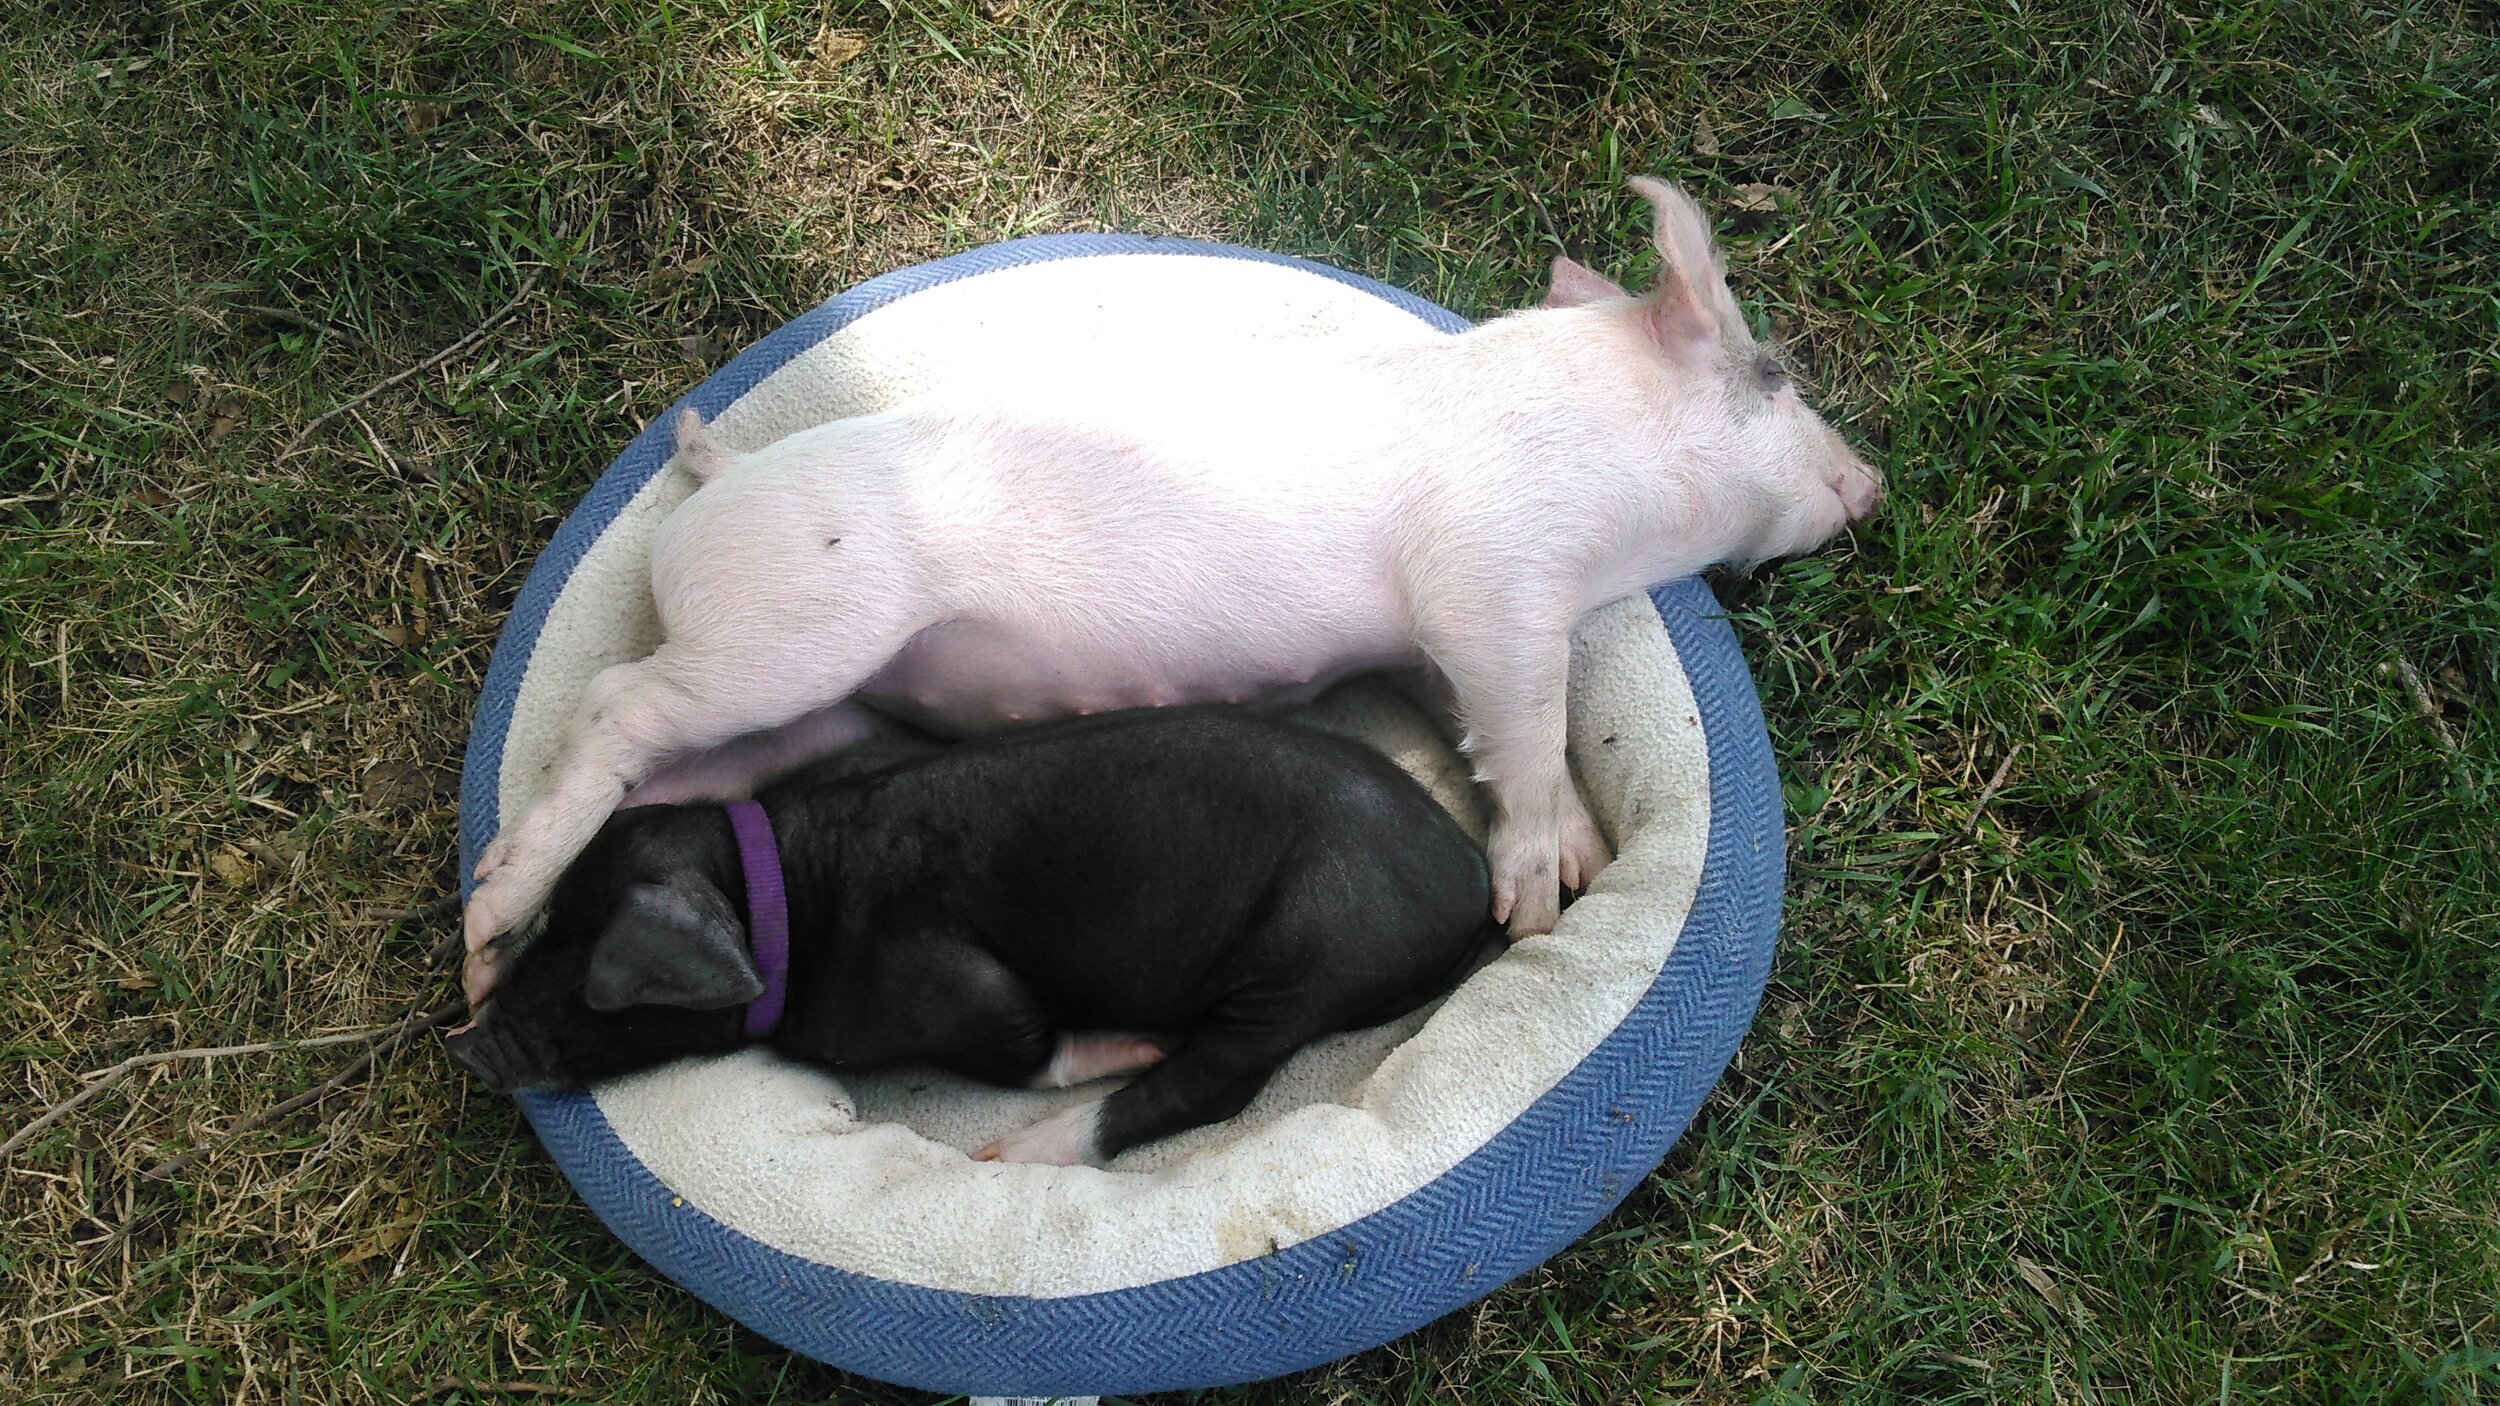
top-left (457, 236), bottom-right (1783, 1398)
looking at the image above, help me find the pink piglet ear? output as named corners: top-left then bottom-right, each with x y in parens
top-left (1626, 176), bottom-right (1728, 357)
top-left (1542, 254), bottom-right (1630, 308)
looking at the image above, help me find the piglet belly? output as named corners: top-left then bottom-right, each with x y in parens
top-left (860, 618), bottom-right (1416, 734)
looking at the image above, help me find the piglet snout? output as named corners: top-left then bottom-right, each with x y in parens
top-left (1828, 440), bottom-right (1883, 522)
top-left (443, 1020), bottom-right (511, 1091)
top-left (443, 1004), bottom-right (551, 1095)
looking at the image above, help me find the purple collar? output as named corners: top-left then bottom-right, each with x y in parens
top-left (723, 800), bottom-right (790, 1038)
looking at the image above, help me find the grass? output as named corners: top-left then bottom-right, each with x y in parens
top-left (2, 0), bottom-right (2494, 1400)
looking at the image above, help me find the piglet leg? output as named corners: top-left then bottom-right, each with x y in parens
top-left (1426, 621), bottom-right (1611, 938)
top-left (621, 699), bottom-right (885, 808)
top-left (1030, 1033), bottom-right (1167, 1090)
top-left (466, 614), bottom-right (925, 1001)
top-left (974, 1101), bottom-right (1108, 1167)
top-left (976, 1019), bottom-right (1298, 1166)
top-left (1386, 663), bottom-right (1611, 892)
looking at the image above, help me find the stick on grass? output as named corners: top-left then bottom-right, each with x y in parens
top-left (2, 1023), bottom-right (413, 1160)
top-left (423, 1378), bottom-right (583, 1400)
top-left (140, 1006), bottom-right (464, 1181)
top-left (279, 271), bottom-right (541, 457)
top-left (368, 893), bottom-right (461, 927)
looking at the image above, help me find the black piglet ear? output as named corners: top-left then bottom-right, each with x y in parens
top-left (584, 882), bottom-right (763, 1012)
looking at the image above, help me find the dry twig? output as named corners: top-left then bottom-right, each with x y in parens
top-left (423, 1378), bottom-right (583, 1399)
top-left (280, 271), bottom-right (541, 456)
top-left (2378, 657), bottom-right (2480, 798)
top-left (370, 891), bottom-right (469, 970)
top-left (1517, 180), bottom-right (1566, 252)
top-left (2058, 921), bottom-right (2127, 1051)
top-left (6, 893), bottom-right (470, 1174)
top-left (141, 1006), bottom-right (463, 1181)
top-left (231, 302), bottom-right (363, 342)
top-left (2, 1024), bottom-right (410, 1160)
top-left (2380, 657), bottom-right (2463, 759)
top-left (1907, 743), bottom-right (2025, 880)
top-left (370, 893), bottom-right (461, 926)
top-left (428, 928), bottom-right (468, 971)
top-left (348, 405), bottom-right (408, 476)
top-left (1960, 744), bottom-right (2024, 841)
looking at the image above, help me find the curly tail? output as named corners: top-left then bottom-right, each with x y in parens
top-left (672, 407), bottom-right (731, 484)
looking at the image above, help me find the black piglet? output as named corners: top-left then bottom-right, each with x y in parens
top-left (448, 707), bottom-right (1502, 1166)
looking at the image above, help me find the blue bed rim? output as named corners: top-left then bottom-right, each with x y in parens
top-left (457, 234), bottom-right (1782, 1397)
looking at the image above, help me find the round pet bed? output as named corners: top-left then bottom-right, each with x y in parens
top-left (457, 236), bottom-right (1784, 1398)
